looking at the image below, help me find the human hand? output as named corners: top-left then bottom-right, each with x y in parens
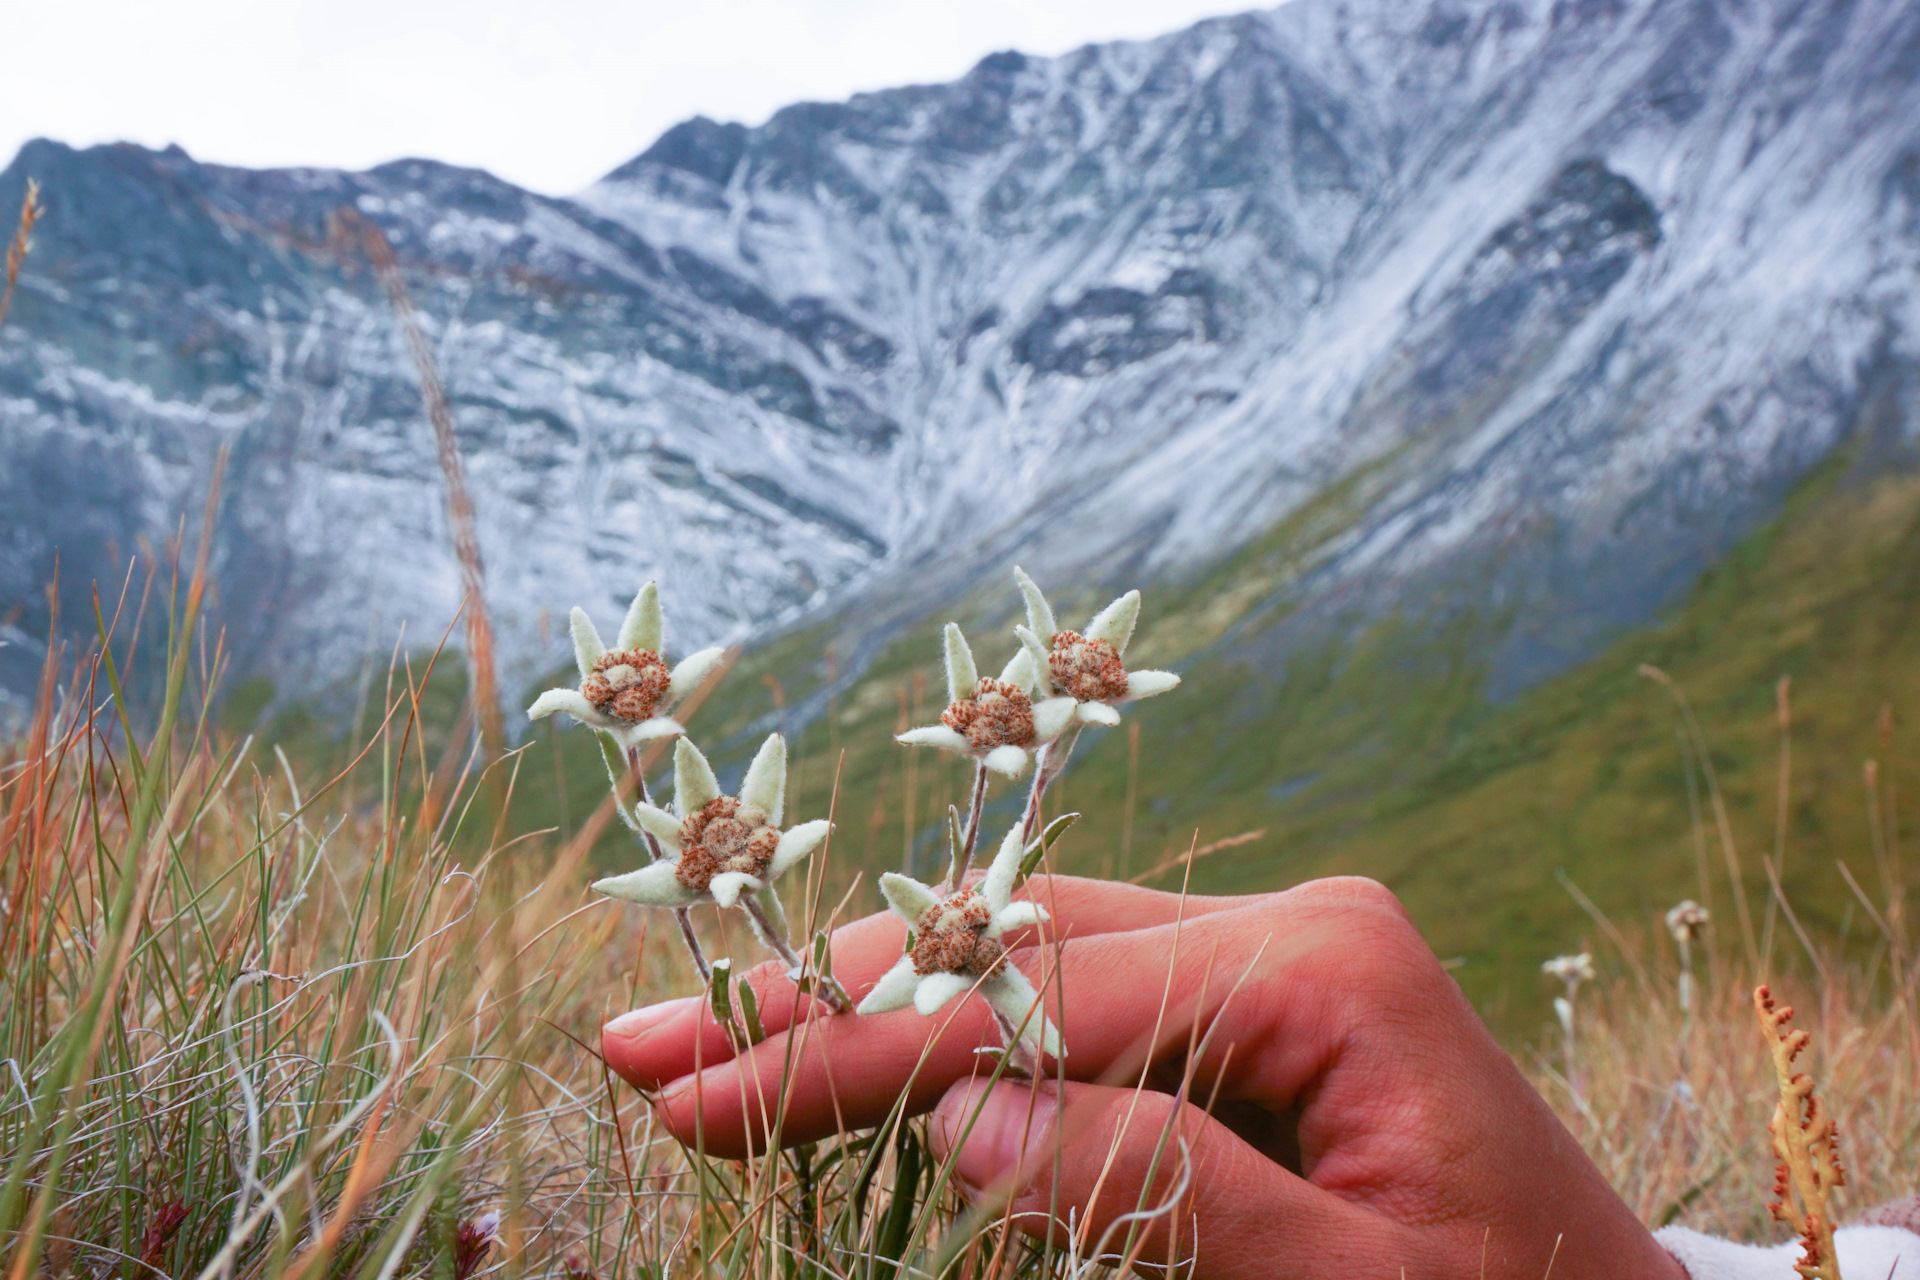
top-left (601, 875), bottom-right (1685, 1280)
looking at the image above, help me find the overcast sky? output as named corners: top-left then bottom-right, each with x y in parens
top-left (2, 0), bottom-right (1253, 195)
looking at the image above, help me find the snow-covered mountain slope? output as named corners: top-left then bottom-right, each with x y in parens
top-left (3, 0), bottom-right (1918, 723)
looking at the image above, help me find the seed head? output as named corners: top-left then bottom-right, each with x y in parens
top-left (941, 679), bottom-right (1037, 752)
top-left (675, 796), bottom-right (780, 893)
top-left (581, 648), bottom-right (673, 724)
top-left (911, 892), bottom-right (1007, 977)
top-left (1047, 630), bottom-right (1131, 702)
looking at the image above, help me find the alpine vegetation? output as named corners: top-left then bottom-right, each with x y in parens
top-left (545, 566), bottom-right (1181, 1067)
top-left (527, 582), bottom-right (726, 746)
top-left (859, 825), bottom-right (1064, 1070)
top-left (595, 735), bottom-right (848, 1011)
top-left (528, 583), bottom-right (729, 977)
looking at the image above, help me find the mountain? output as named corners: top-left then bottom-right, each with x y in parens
top-left (3, 0), bottom-right (1919, 736)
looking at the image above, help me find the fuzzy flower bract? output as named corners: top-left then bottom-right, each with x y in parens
top-left (1011, 567), bottom-right (1179, 727)
top-left (896, 623), bottom-right (1076, 778)
top-left (526, 582), bottom-right (727, 747)
top-left (591, 736), bottom-right (829, 945)
top-left (858, 825), bottom-right (1062, 1059)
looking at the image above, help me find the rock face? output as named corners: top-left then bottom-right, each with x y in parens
top-left (3, 0), bottom-right (1919, 724)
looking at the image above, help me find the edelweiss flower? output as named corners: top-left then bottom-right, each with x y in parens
top-left (857, 826), bottom-right (1063, 1059)
top-left (1542, 953), bottom-right (1595, 988)
top-left (896, 624), bottom-right (1076, 778)
top-left (1011, 567), bottom-right (1179, 727)
top-left (592, 735), bottom-right (829, 935)
top-left (527, 582), bottom-right (727, 746)
top-left (1665, 900), bottom-right (1709, 943)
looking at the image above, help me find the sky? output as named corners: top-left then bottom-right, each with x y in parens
top-left (2, 0), bottom-right (1252, 196)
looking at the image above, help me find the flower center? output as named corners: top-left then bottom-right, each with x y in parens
top-left (911, 891), bottom-right (1006, 977)
top-left (581, 649), bottom-right (672, 724)
top-left (940, 679), bottom-right (1037, 752)
top-left (674, 796), bottom-right (779, 893)
top-left (1047, 631), bottom-right (1129, 702)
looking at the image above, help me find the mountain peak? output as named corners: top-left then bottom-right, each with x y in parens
top-left (3, 0), bottom-right (1918, 732)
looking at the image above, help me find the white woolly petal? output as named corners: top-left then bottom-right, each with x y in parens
top-left (708, 871), bottom-right (763, 910)
top-left (1076, 701), bottom-right (1122, 726)
top-left (633, 803), bottom-right (684, 854)
top-left (857, 957), bottom-right (921, 1015)
top-left (528, 688), bottom-right (614, 730)
top-left (626, 716), bottom-right (685, 743)
top-left (673, 738), bottom-right (721, 816)
top-left (878, 871), bottom-right (941, 924)
top-left (770, 820), bottom-right (830, 878)
top-left (983, 968), bottom-right (1062, 1058)
top-left (569, 608), bottom-right (606, 677)
top-left (914, 971), bottom-right (975, 1017)
top-left (668, 646), bottom-right (728, 701)
top-left (1030, 697), bottom-right (1077, 743)
top-left (999, 646), bottom-right (1038, 692)
top-left (1013, 625), bottom-right (1055, 694)
top-left (898, 724), bottom-right (971, 754)
top-left (1084, 590), bottom-right (1141, 655)
top-left (1013, 566), bottom-right (1057, 642)
top-left (618, 581), bottom-right (663, 654)
top-left (991, 901), bottom-right (1048, 934)
top-left (981, 826), bottom-right (1025, 913)
top-left (942, 623), bottom-right (979, 705)
top-left (1125, 670), bottom-right (1181, 700)
top-left (747, 885), bottom-right (791, 951)
top-left (983, 745), bottom-right (1029, 778)
top-left (741, 734), bottom-right (787, 823)
top-left (593, 862), bottom-right (700, 908)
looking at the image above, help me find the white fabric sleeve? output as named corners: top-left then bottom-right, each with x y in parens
top-left (1655, 1225), bottom-right (1920, 1280)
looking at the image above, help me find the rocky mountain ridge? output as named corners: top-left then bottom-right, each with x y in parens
top-left (3, 0), bottom-right (1918, 726)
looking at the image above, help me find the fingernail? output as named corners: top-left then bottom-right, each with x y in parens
top-left (604, 996), bottom-right (699, 1046)
top-left (934, 1080), bottom-right (1059, 1193)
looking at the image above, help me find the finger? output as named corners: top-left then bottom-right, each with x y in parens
top-left (644, 878), bottom-right (1427, 1156)
top-left (602, 874), bottom-right (1255, 1091)
top-left (929, 1078), bottom-right (1399, 1280)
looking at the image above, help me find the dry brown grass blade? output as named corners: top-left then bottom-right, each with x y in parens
top-left (335, 206), bottom-right (503, 757)
top-left (1127, 828), bottom-right (1266, 885)
top-left (0, 177), bottom-right (41, 330)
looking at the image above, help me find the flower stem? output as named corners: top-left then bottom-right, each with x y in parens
top-left (627, 744), bottom-right (712, 982)
top-left (1020, 724), bottom-right (1082, 843)
top-left (741, 896), bottom-right (852, 1014)
top-left (987, 1005), bottom-right (1038, 1078)
top-left (956, 761), bottom-right (989, 883)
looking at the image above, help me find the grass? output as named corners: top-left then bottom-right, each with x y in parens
top-left (5, 480), bottom-right (1919, 1275)
top-left (0, 503), bottom-right (1101, 1278)
top-left (1548, 939), bottom-right (1920, 1235)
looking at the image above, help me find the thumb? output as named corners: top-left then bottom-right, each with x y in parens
top-left (928, 1078), bottom-right (1395, 1280)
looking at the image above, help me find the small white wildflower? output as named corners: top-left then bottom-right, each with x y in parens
top-left (1011, 567), bottom-right (1179, 727)
top-left (1542, 953), bottom-right (1595, 987)
top-left (858, 825), bottom-right (1062, 1059)
top-left (526, 582), bottom-right (727, 747)
top-left (592, 735), bottom-right (829, 937)
top-left (896, 623), bottom-right (1076, 778)
top-left (1665, 900), bottom-right (1710, 943)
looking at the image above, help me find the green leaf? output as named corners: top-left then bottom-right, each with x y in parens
top-left (1017, 811), bottom-right (1081, 881)
top-left (738, 977), bottom-right (765, 1044)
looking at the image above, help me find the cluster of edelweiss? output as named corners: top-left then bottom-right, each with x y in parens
top-left (529, 569), bottom-right (1179, 1066)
